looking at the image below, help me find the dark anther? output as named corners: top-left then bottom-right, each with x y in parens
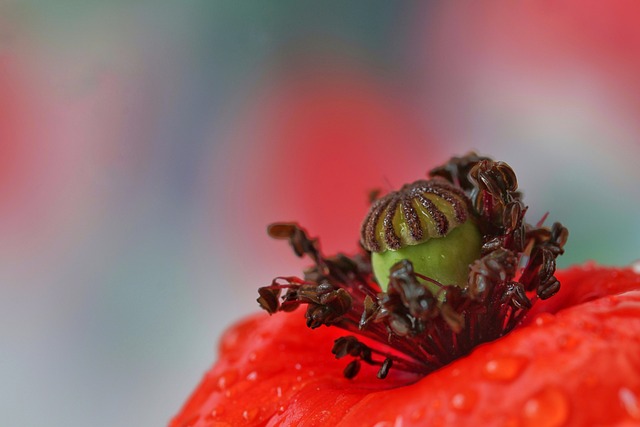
top-left (256, 287), bottom-right (281, 314)
top-left (377, 358), bottom-right (393, 379)
top-left (332, 336), bottom-right (372, 361)
top-left (429, 151), bottom-right (491, 190)
top-left (389, 260), bottom-right (439, 322)
top-left (359, 295), bottom-right (379, 329)
top-left (332, 336), bottom-right (356, 359)
top-left (504, 282), bottom-right (532, 310)
top-left (503, 201), bottom-right (523, 233)
top-left (302, 285), bottom-right (352, 328)
top-left (387, 312), bottom-right (413, 337)
top-left (537, 276), bottom-right (560, 300)
top-left (268, 222), bottom-right (325, 269)
top-left (549, 222), bottom-right (569, 255)
top-left (470, 160), bottom-right (518, 199)
top-left (467, 249), bottom-right (517, 302)
top-left (344, 360), bottom-right (361, 379)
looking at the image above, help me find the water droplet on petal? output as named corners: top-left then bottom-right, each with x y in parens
top-left (534, 313), bottom-right (555, 327)
top-left (450, 389), bottom-right (478, 413)
top-left (275, 386), bottom-right (282, 398)
top-left (205, 405), bottom-right (225, 420)
top-left (220, 330), bottom-right (240, 353)
top-left (294, 363), bottom-right (302, 370)
top-left (242, 408), bottom-right (259, 422)
top-left (482, 355), bottom-right (529, 382)
top-left (246, 371), bottom-right (258, 381)
top-left (217, 369), bottom-right (238, 391)
top-left (277, 405), bottom-right (286, 414)
top-left (248, 352), bottom-right (258, 362)
top-left (619, 388), bottom-right (640, 420)
top-left (521, 387), bottom-right (569, 427)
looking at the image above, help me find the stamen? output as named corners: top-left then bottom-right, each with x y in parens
top-left (257, 153), bottom-right (568, 379)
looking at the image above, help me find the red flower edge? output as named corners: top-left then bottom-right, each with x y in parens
top-left (171, 263), bottom-right (640, 427)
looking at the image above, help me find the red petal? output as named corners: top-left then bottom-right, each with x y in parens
top-left (171, 264), bottom-right (640, 426)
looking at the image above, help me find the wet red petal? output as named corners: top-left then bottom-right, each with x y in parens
top-left (171, 264), bottom-right (640, 426)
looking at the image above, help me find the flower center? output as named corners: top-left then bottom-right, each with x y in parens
top-left (257, 153), bottom-right (568, 379)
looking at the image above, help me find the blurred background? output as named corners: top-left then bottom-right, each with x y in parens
top-left (2, 1), bottom-right (640, 426)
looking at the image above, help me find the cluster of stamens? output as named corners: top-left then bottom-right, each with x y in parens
top-left (257, 153), bottom-right (568, 379)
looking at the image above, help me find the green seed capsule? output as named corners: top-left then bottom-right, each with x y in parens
top-left (361, 178), bottom-right (482, 294)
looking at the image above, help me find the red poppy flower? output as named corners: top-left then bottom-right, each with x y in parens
top-left (171, 264), bottom-right (640, 427)
top-left (171, 155), bottom-right (640, 426)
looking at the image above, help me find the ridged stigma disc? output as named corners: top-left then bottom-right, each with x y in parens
top-left (361, 178), bottom-right (472, 253)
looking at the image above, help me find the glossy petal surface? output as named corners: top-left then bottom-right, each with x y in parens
top-left (171, 264), bottom-right (640, 426)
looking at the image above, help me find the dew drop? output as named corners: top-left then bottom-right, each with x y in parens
top-left (296, 375), bottom-right (302, 382)
top-left (521, 387), bottom-right (569, 427)
top-left (275, 386), bottom-right (282, 398)
top-left (205, 405), bottom-right (225, 420)
top-left (248, 352), bottom-right (258, 362)
top-left (277, 405), bottom-right (286, 414)
top-left (220, 330), bottom-right (240, 353)
top-left (242, 408), bottom-right (259, 422)
top-left (450, 389), bottom-right (478, 413)
top-left (294, 363), bottom-right (302, 370)
top-left (534, 312), bottom-right (555, 327)
top-left (246, 371), bottom-right (258, 381)
top-left (217, 369), bottom-right (238, 391)
top-left (482, 355), bottom-right (529, 382)
top-left (619, 388), bottom-right (640, 420)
